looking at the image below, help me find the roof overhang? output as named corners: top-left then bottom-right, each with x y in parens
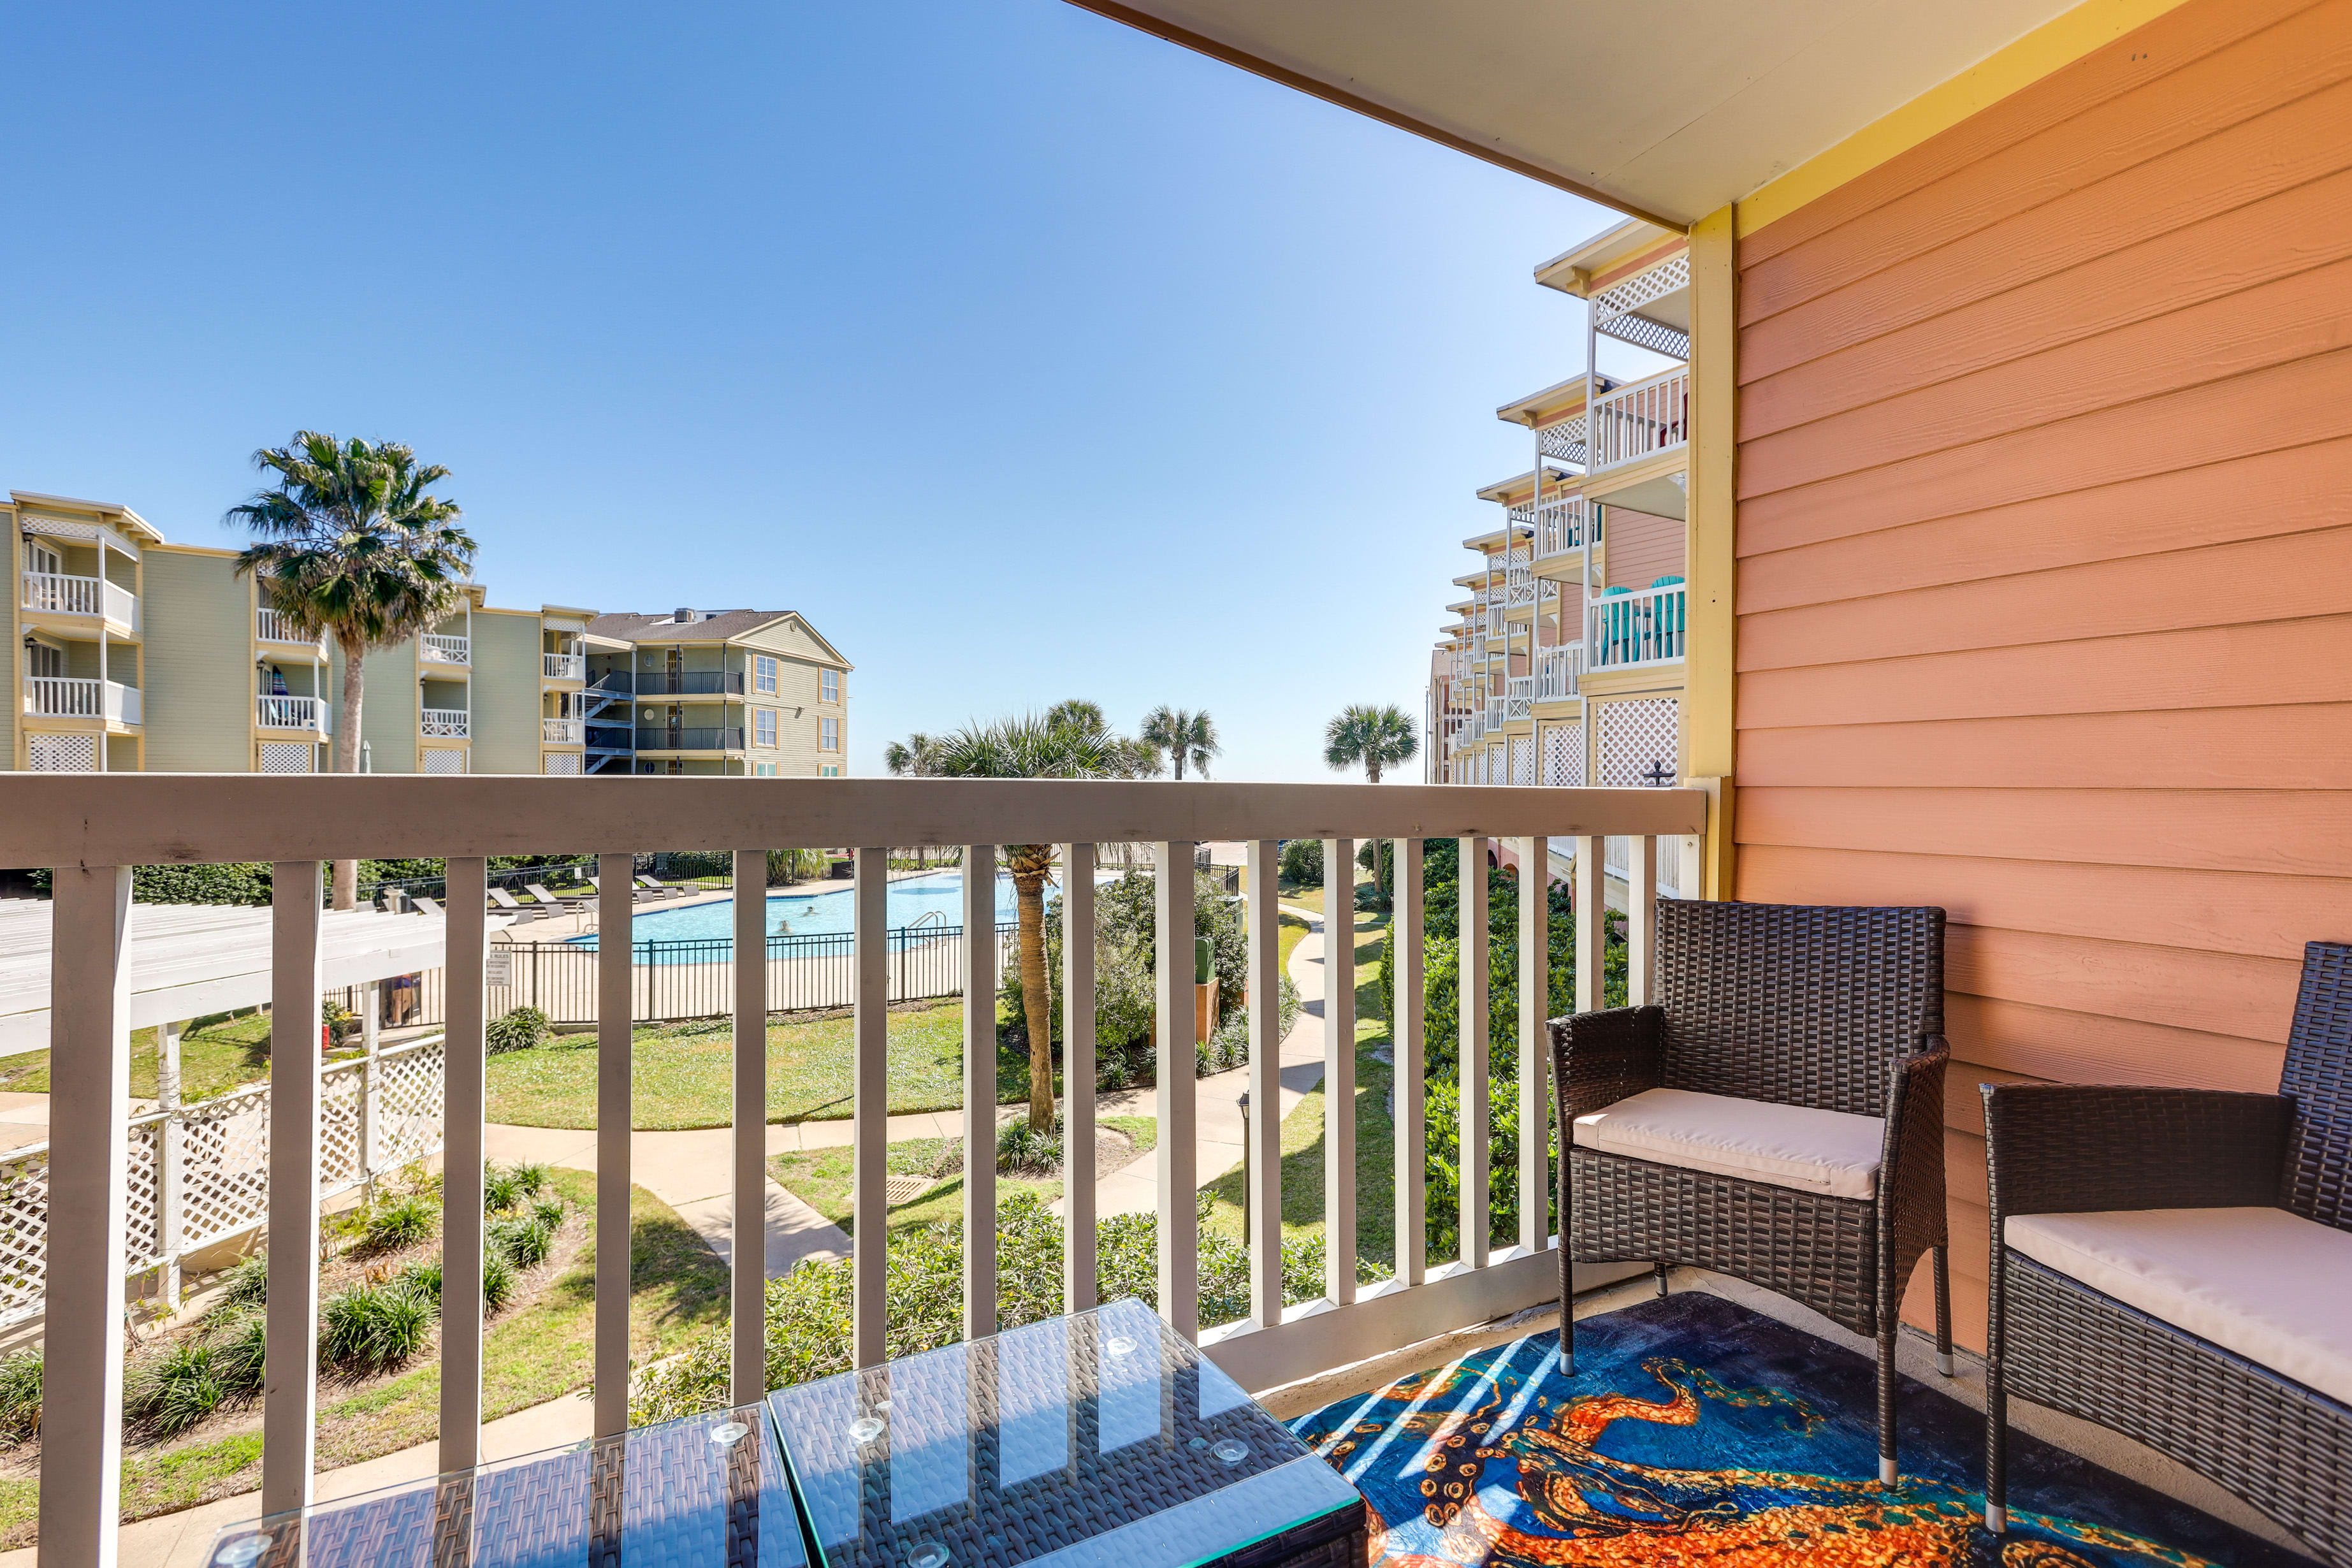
top-left (1061, 0), bottom-right (2107, 226)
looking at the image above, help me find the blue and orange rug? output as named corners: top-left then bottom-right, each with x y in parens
top-left (1288, 1291), bottom-right (2317, 1567)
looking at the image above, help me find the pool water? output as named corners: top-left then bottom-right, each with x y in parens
top-left (567, 869), bottom-right (1086, 948)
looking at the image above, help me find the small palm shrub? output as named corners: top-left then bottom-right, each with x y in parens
top-left (484, 1250), bottom-right (519, 1312)
top-left (125, 1342), bottom-right (227, 1439)
top-left (995, 1117), bottom-right (1060, 1173)
top-left (210, 1314), bottom-right (268, 1396)
top-left (488, 1212), bottom-right (556, 1270)
top-left (360, 1193), bottom-right (438, 1253)
top-left (320, 1283), bottom-right (432, 1374)
top-left (395, 1260), bottom-right (442, 1306)
top-left (486, 1005), bottom-right (553, 1055)
top-left (527, 1196), bottom-right (566, 1232)
top-left (0, 1348), bottom-right (42, 1442)
top-left (509, 1162), bottom-right (551, 1199)
top-left (482, 1167), bottom-right (525, 1213)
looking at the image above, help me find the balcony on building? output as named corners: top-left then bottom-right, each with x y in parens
top-left (23, 676), bottom-right (141, 727)
top-left (17, 512), bottom-right (143, 639)
top-left (421, 704), bottom-right (471, 741)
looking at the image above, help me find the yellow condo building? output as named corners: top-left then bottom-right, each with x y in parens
top-left (7, 490), bottom-right (851, 777)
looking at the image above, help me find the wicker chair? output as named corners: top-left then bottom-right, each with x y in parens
top-left (1550, 899), bottom-right (1951, 1485)
top-left (1982, 940), bottom-right (2352, 1564)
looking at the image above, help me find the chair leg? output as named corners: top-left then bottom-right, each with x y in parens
top-left (1557, 1239), bottom-right (1576, 1377)
top-left (1653, 1260), bottom-right (1669, 1298)
top-left (1933, 1245), bottom-right (1954, 1377)
top-left (1877, 1318), bottom-right (1898, 1486)
top-left (1984, 1362), bottom-right (2007, 1533)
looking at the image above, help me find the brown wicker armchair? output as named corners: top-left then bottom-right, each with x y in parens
top-left (1549, 899), bottom-right (1952, 1485)
top-left (1983, 939), bottom-right (2352, 1564)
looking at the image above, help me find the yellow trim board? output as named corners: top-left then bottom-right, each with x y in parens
top-left (1736, 0), bottom-right (2195, 237)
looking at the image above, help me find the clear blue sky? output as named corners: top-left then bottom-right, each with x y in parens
top-left (2, 1), bottom-right (1666, 781)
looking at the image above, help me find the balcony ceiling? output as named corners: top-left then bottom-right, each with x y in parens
top-left (1064, 0), bottom-right (2084, 226)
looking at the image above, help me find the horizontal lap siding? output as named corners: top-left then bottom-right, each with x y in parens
top-left (1733, 0), bottom-right (2352, 1351)
top-left (1602, 506), bottom-right (1685, 591)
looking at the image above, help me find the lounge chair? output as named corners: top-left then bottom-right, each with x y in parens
top-left (525, 883), bottom-right (587, 913)
top-left (412, 896), bottom-right (443, 918)
top-left (487, 887), bottom-right (537, 923)
top-left (634, 875), bottom-right (690, 899)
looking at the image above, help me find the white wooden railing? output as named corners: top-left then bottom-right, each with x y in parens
top-left (543, 653), bottom-right (585, 681)
top-left (1588, 367), bottom-right (1689, 471)
top-left (258, 695), bottom-right (330, 733)
top-left (6, 774), bottom-right (1703, 1556)
top-left (1485, 696), bottom-right (1507, 731)
top-left (542, 717), bottom-right (584, 744)
top-left (24, 678), bottom-right (140, 725)
top-left (1503, 568), bottom-right (1536, 608)
top-left (22, 573), bottom-right (136, 627)
top-left (1586, 580), bottom-right (1688, 669)
top-left (1536, 644), bottom-right (1583, 701)
top-left (421, 707), bottom-right (471, 738)
top-left (255, 608), bottom-right (323, 646)
top-left (1533, 494), bottom-right (1588, 560)
top-left (420, 634), bottom-right (470, 666)
top-left (1504, 676), bottom-right (1534, 721)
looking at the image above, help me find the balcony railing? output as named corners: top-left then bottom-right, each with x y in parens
top-left (24, 678), bottom-right (140, 725)
top-left (1587, 579), bottom-right (1688, 669)
top-left (257, 695), bottom-right (329, 733)
top-left (1588, 367), bottom-right (1689, 471)
top-left (421, 707), bottom-right (471, 739)
top-left (635, 670), bottom-right (745, 696)
top-left (1504, 676), bottom-right (1533, 722)
top-left (637, 726), bottom-right (746, 751)
top-left (6, 772), bottom-right (1706, 1553)
top-left (1532, 495), bottom-right (1589, 561)
top-left (22, 572), bottom-right (136, 628)
top-left (543, 653), bottom-right (586, 681)
top-left (1535, 644), bottom-right (1583, 701)
top-left (542, 717), bottom-right (585, 744)
top-left (419, 634), bottom-right (471, 666)
top-left (1485, 697), bottom-right (1507, 731)
top-left (255, 608), bottom-right (323, 646)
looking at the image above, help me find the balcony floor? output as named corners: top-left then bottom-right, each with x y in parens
top-left (1272, 1268), bottom-right (2314, 1565)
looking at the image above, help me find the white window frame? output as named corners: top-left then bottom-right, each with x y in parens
top-left (819, 716), bottom-right (839, 751)
top-left (754, 654), bottom-right (778, 695)
top-left (754, 707), bottom-right (777, 748)
top-left (820, 668), bottom-right (839, 703)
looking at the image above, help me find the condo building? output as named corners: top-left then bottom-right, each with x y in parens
top-left (8, 490), bottom-right (850, 776)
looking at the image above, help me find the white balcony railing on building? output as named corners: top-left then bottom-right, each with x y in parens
top-left (22, 572), bottom-right (137, 628)
top-left (1536, 644), bottom-right (1584, 701)
top-left (257, 695), bottom-right (329, 733)
top-left (1503, 569), bottom-right (1536, 609)
top-left (421, 707), bottom-right (471, 739)
top-left (1533, 495), bottom-right (1589, 561)
top-left (420, 633), bottom-right (471, 666)
top-left (543, 653), bottom-right (585, 681)
top-left (9, 772), bottom-right (1706, 1554)
top-left (1587, 579), bottom-right (1688, 670)
top-left (255, 607), bottom-right (324, 646)
top-left (1504, 677), bottom-right (1533, 722)
top-left (1588, 367), bottom-right (1690, 471)
top-left (24, 678), bottom-right (140, 725)
top-left (1485, 696), bottom-right (1507, 731)
top-left (542, 717), bottom-right (584, 744)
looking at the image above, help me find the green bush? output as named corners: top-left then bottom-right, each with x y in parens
top-left (1421, 1076), bottom-right (1558, 1261)
top-left (489, 1212), bottom-right (557, 1270)
top-left (631, 1190), bottom-right (1355, 1425)
top-left (484, 1250), bottom-right (519, 1311)
top-left (1006, 871), bottom-right (1247, 1047)
top-left (320, 1283), bottom-right (433, 1373)
top-left (995, 1116), bottom-right (1061, 1173)
top-left (125, 1341), bottom-right (228, 1439)
top-left (215, 1252), bottom-right (269, 1311)
top-left (359, 1193), bottom-right (438, 1253)
top-left (210, 1313), bottom-right (268, 1396)
top-left (508, 1161), bottom-right (551, 1199)
top-left (486, 1006), bottom-right (552, 1055)
top-left (0, 1348), bottom-right (41, 1442)
top-left (527, 1196), bottom-right (567, 1232)
top-left (1278, 839), bottom-right (1322, 885)
top-left (395, 1260), bottom-right (442, 1306)
top-left (483, 1166), bottom-right (526, 1214)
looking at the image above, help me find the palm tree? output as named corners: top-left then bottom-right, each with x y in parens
top-left (228, 433), bottom-right (474, 909)
top-left (1326, 704), bottom-right (1419, 902)
top-left (922, 714), bottom-right (1122, 1130)
top-left (1140, 706), bottom-right (1221, 780)
top-left (883, 732), bottom-right (941, 776)
top-left (1044, 699), bottom-right (1107, 737)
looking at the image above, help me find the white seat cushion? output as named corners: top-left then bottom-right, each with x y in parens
top-left (2006, 1207), bottom-right (2352, 1407)
top-left (1569, 1087), bottom-right (1882, 1200)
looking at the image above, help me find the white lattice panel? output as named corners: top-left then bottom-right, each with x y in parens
top-left (126, 1119), bottom-right (164, 1271)
top-left (1592, 254), bottom-right (1690, 326)
top-left (374, 1042), bottom-right (446, 1170)
top-left (178, 1090), bottom-right (273, 1249)
top-left (422, 748), bottom-right (467, 775)
top-left (1541, 721), bottom-right (1585, 788)
top-left (0, 1151), bottom-right (51, 1326)
top-left (542, 751), bottom-right (581, 776)
top-left (26, 734), bottom-right (96, 772)
top-left (259, 741), bottom-right (314, 774)
top-left (1510, 734), bottom-right (1534, 787)
top-left (319, 1064), bottom-right (365, 1193)
top-left (1599, 697), bottom-right (1680, 788)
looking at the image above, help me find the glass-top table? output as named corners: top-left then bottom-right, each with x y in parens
top-left (766, 1298), bottom-right (1365, 1568)
top-left (203, 1404), bottom-right (808, 1568)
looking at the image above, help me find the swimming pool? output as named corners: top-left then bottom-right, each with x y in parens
top-left (566, 869), bottom-right (1097, 949)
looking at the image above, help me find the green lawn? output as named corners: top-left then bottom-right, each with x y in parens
top-left (0, 1011), bottom-right (289, 1103)
top-left (486, 1001), bottom-right (1042, 1129)
top-left (770, 1116), bottom-right (1157, 1238)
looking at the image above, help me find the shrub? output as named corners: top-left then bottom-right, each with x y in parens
top-left (359, 1193), bottom-right (438, 1253)
top-left (215, 1252), bottom-right (269, 1311)
top-left (1422, 1076), bottom-right (1557, 1262)
top-left (509, 1161), bottom-right (551, 1198)
top-left (0, 1348), bottom-right (41, 1442)
top-left (396, 1260), bottom-right (442, 1306)
top-left (995, 1117), bottom-right (1061, 1174)
top-left (1004, 871), bottom-right (1247, 1045)
top-left (210, 1313), bottom-right (268, 1396)
top-left (125, 1342), bottom-right (228, 1439)
top-left (484, 1251), bottom-right (519, 1311)
top-left (321, 1283), bottom-right (433, 1374)
top-left (486, 1006), bottom-right (552, 1056)
top-left (1277, 839), bottom-right (1322, 885)
top-left (528, 1196), bottom-right (567, 1232)
top-left (483, 1166), bottom-right (527, 1213)
top-left (489, 1212), bottom-right (556, 1270)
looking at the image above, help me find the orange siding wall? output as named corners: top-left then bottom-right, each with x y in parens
top-left (1731, 0), bottom-right (2352, 1349)
top-left (1602, 507), bottom-right (1685, 592)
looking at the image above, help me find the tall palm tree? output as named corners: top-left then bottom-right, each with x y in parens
top-left (923, 714), bottom-right (1121, 1130)
top-left (883, 734), bottom-right (941, 866)
top-left (1140, 706), bottom-right (1221, 780)
top-left (228, 433), bottom-right (474, 909)
top-left (1326, 704), bottom-right (1420, 902)
top-left (1044, 699), bottom-right (1107, 737)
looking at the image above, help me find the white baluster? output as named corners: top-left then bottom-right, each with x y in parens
top-left (1393, 840), bottom-right (1426, 1288)
top-left (595, 855), bottom-right (635, 1434)
top-left (1154, 843), bottom-right (1198, 1340)
top-left (441, 858), bottom-right (488, 1472)
top-left (852, 848), bottom-right (889, 1368)
top-left (732, 850), bottom-right (768, 1404)
top-left (962, 845), bottom-right (998, 1342)
top-left (1061, 843), bottom-right (1097, 1314)
top-left (1323, 838), bottom-right (1355, 1305)
top-left (1573, 838), bottom-right (1604, 1015)
top-left (1246, 840), bottom-right (1282, 1328)
top-left (1458, 836), bottom-right (1488, 1270)
top-left (264, 862), bottom-right (323, 1515)
top-left (1518, 837), bottom-right (1551, 1257)
top-left (1627, 838), bottom-right (1659, 1006)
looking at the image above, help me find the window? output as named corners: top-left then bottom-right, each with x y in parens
top-left (820, 668), bottom-right (839, 703)
top-left (754, 707), bottom-right (777, 747)
top-left (819, 716), bottom-right (839, 751)
top-left (27, 642), bottom-right (63, 679)
top-left (820, 764), bottom-right (841, 777)
top-left (754, 654), bottom-right (777, 695)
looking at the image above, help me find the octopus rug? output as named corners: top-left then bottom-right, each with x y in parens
top-left (1286, 1291), bottom-right (2318, 1567)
